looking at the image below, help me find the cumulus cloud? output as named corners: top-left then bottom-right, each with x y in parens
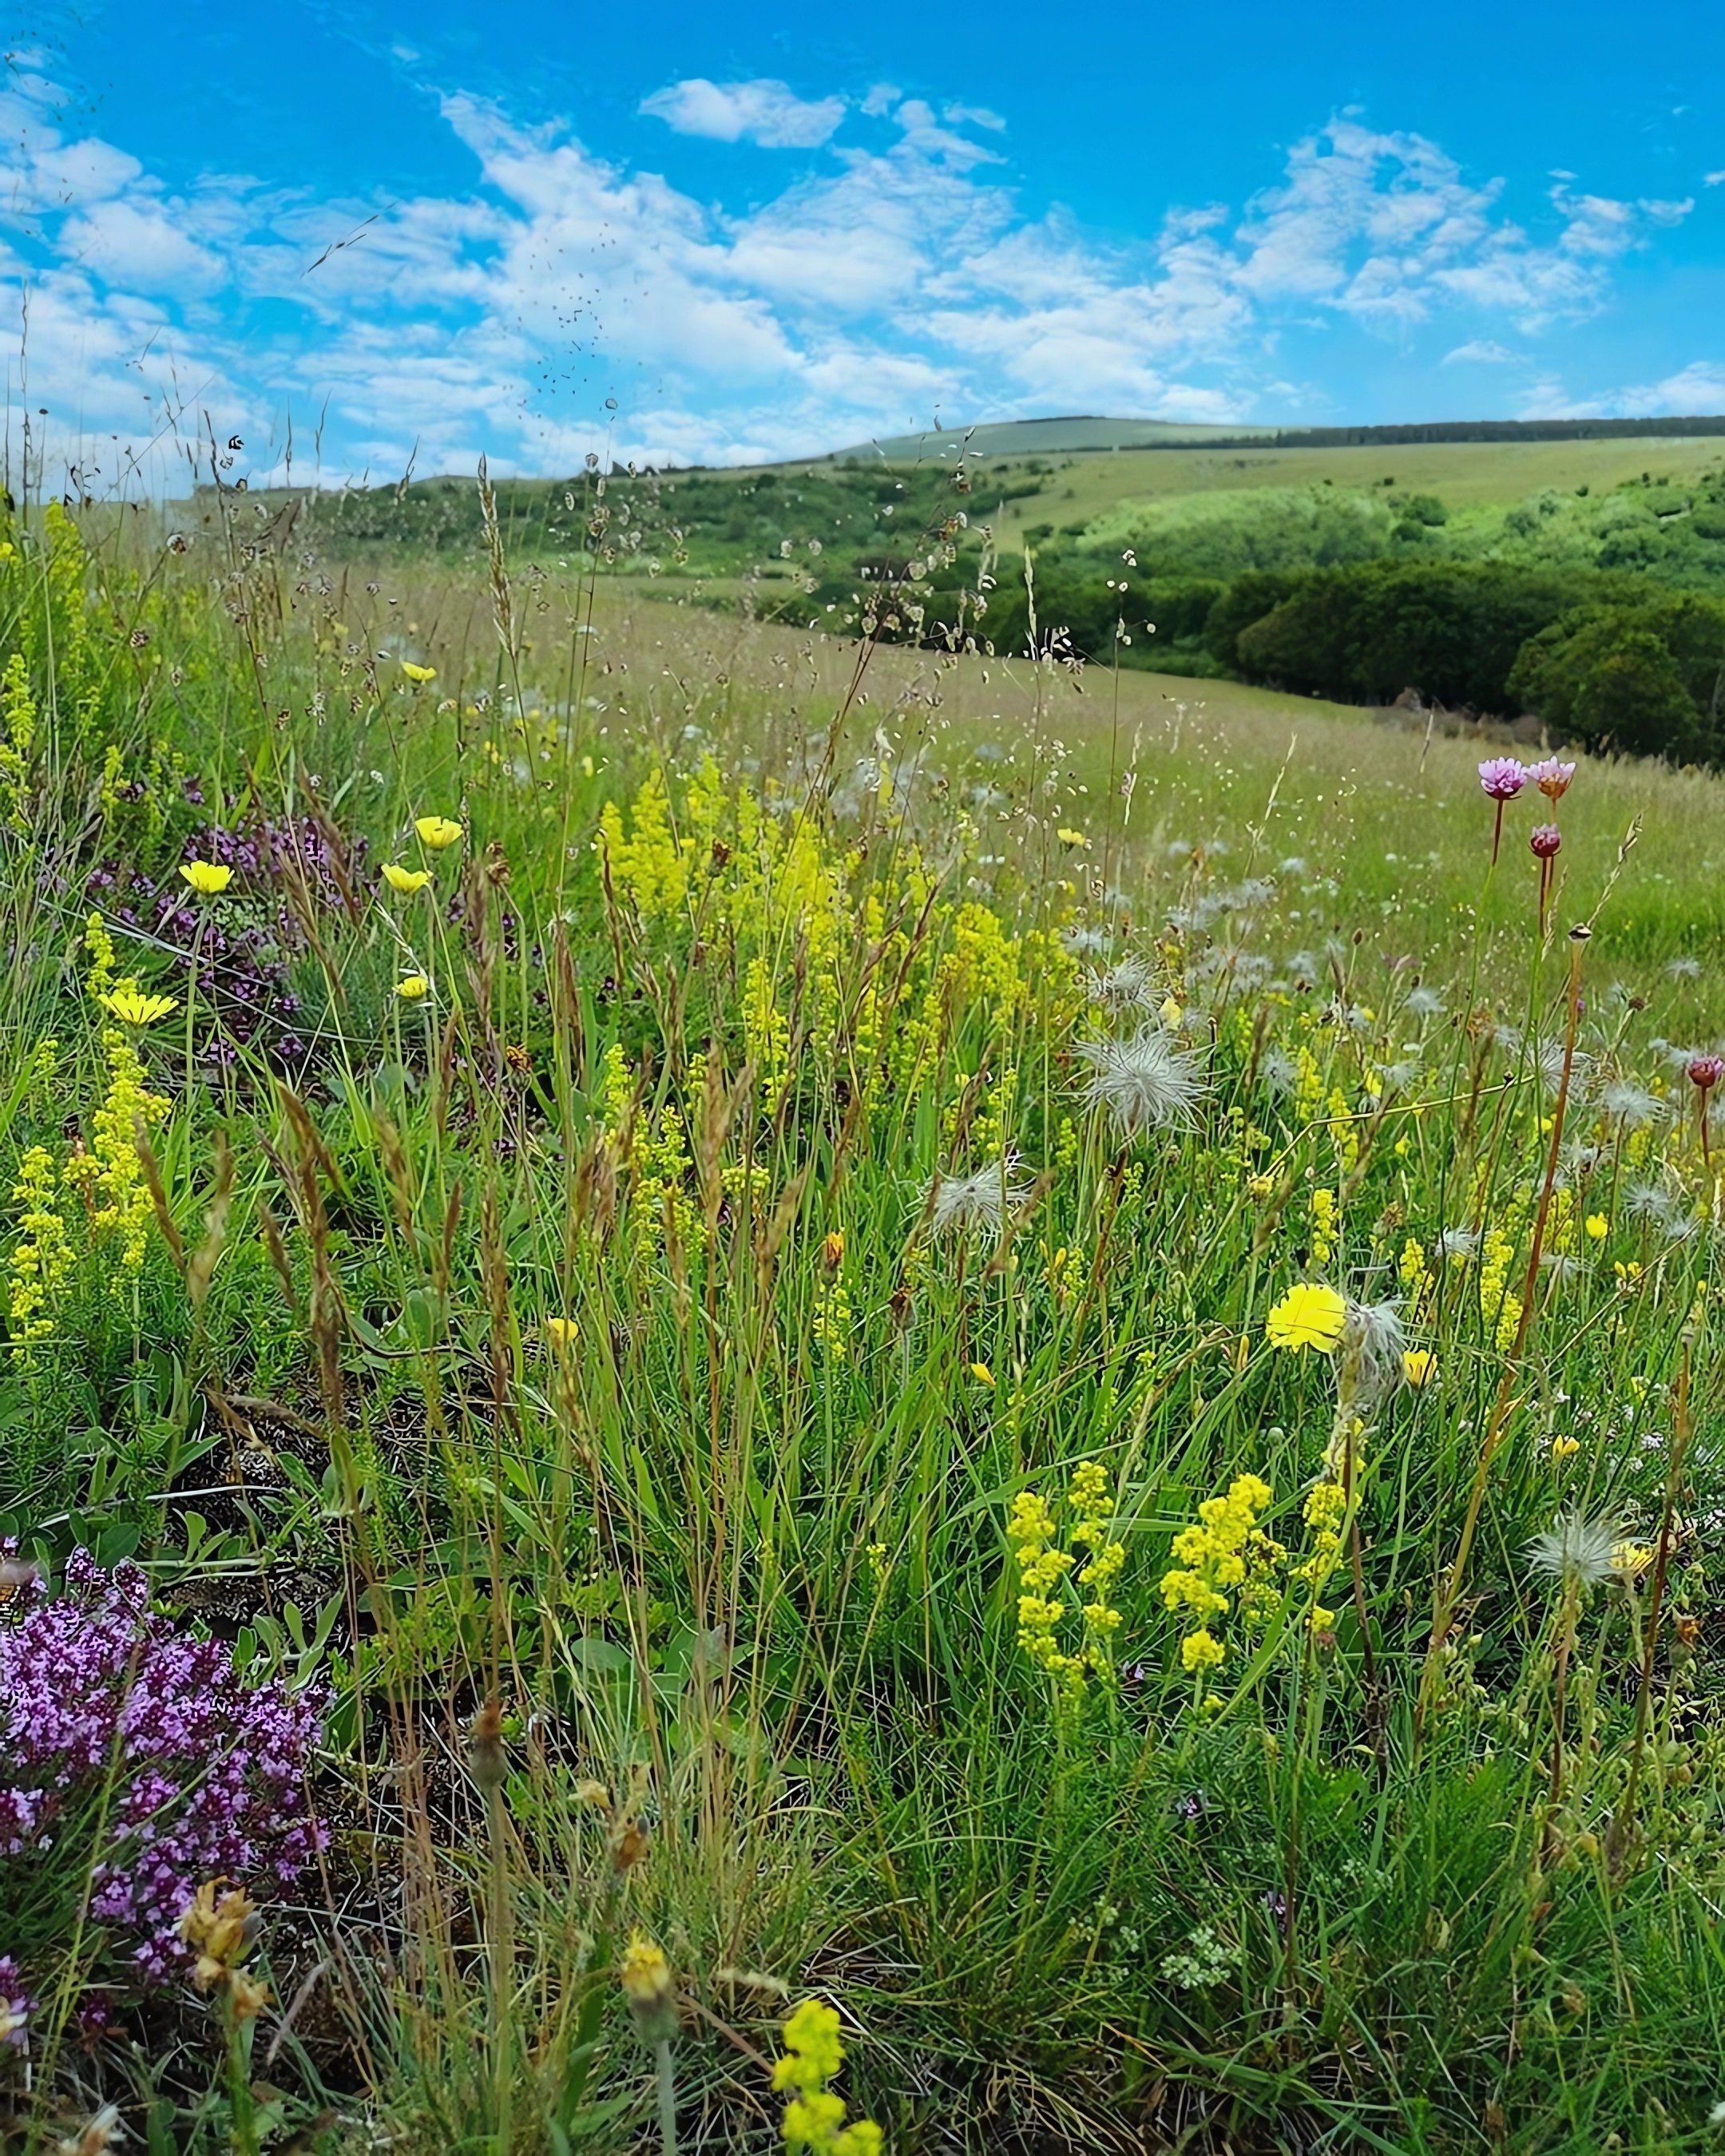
top-left (640, 77), bottom-right (846, 149)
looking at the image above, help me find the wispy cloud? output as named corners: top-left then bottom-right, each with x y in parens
top-left (1442, 339), bottom-right (1520, 365)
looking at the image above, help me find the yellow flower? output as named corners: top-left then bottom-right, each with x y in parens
top-left (1265, 1282), bottom-right (1347, 1353)
top-left (102, 987), bottom-right (179, 1025)
top-left (1611, 1540), bottom-right (1654, 1579)
top-left (414, 814), bottom-right (463, 849)
top-left (1056, 827), bottom-right (1089, 848)
top-left (400, 660), bottom-right (438, 684)
top-left (1180, 1627), bottom-right (1226, 1672)
top-left (382, 862), bottom-right (432, 894)
top-left (970, 1360), bottom-right (995, 1386)
top-left (822, 1230), bottom-right (845, 1270)
top-left (1584, 1213), bottom-right (1608, 1242)
top-left (396, 975), bottom-right (430, 1001)
top-left (545, 1317), bottom-right (576, 1351)
top-left (1401, 1349), bottom-right (1437, 1389)
top-left (1551, 1434), bottom-right (1580, 1460)
top-left (179, 860), bottom-right (232, 896)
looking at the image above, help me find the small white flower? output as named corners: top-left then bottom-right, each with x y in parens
top-left (1076, 1028), bottom-right (1210, 1139)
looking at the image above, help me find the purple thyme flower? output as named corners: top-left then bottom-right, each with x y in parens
top-left (0, 1552), bottom-right (325, 1986)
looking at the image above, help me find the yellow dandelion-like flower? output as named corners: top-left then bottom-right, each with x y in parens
top-left (545, 1317), bottom-right (576, 1351)
top-left (400, 660), bottom-right (437, 684)
top-left (1265, 1282), bottom-right (1346, 1353)
top-left (102, 987), bottom-right (179, 1025)
top-left (382, 862), bottom-right (432, 894)
top-left (179, 860), bottom-right (232, 896)
top-left (1056, 828), bottom-right (1089, 848)
top-left (1584, 1213), bottom-right (1608, 1242)
top-left (413, 814), bottom-right (464, 850)
top-left (396, 975), bottom-right (430, 1001)
top-left (1401, 1349), bottom-right (1437, 1389)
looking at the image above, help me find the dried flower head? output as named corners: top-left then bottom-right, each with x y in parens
top-left (1076, 1028), bottom-right (1209, 1139)
top-left (1526, 1512), bottom-right (1622, 1591)
top-left (926, 1159), bottom-right (1033, 1236)
top-left (1529, 824), bottom-right (1562, 860)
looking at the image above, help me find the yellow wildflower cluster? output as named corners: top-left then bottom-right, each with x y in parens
top-left (5, 1145), bottom-right (76, 1344)
top-left (1292, 1477), bottom-right (1348, 1632)
top-left (1308, 1187), bottom-right (1338, 1266)
top-left (1160, 1472), bottom-right (1275, 1673)
top-left (1006, 1464), bottom-right (1126, 1698)
top-left (63, 1015), bottom-right (172, 1274)
top-left (1398, 1236), bottom-right (1431, 1302)
top-left (1477, 1219), bottom-right (1523, 1353)
top-left (772, 1999), bottom-right (884, 2156)
top-left (0, 650), bottom-right (36, 834)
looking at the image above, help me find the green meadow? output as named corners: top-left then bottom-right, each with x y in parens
top-left (2, 485), bottom-right (1724, 2156)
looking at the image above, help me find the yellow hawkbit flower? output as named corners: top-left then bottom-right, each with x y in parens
top-left (400, 660), bottom-right (438, 683)
top-left (396, 975), bottom-right (430, 1001)
top-left (1401, 1349), bottom-right (1437, 1389)
top-left (102, 986), bottom-right (178, 1025)
top-left (382, 862), bottom-right (432, 894)
top-left (1584, 1212), bottom-right (1608, 1242)
top-left (413, 814), bottom-right (464, 849)
top-left (1056, 827), bottom-right (1089, 848)
top-left (822, 1230), bottom-right (845, 1270)
top-left (619, 1931), bottom-right (679, 2046)
top-left (179, 859), bottom-right (232, 895)
top-left (1265, 1282), bottom-right (1346, 1353)
top-left (545, 1317), bottom-right (576, 1351)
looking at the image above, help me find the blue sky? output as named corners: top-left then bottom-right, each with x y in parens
top-left (5, 0), bottom-right (1725, 486)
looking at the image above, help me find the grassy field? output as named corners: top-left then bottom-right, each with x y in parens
top-left (971, 434), bottom-right (1725, 551)
top-left (2, 502), bottom-right (1725, 2156)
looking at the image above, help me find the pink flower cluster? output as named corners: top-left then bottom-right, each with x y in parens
top-left (0, 1550), bottom-right (325, 1986)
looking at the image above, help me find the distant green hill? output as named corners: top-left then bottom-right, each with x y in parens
top-left (823, 415), bottom-right (1273, 462)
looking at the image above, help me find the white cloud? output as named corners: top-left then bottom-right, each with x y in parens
top-left (0, 69), bottom-right (1706, 485)
top-left (640, 77), bottom-right (845, 149)
top-left (1707, 169), bottom-right (1725, 187)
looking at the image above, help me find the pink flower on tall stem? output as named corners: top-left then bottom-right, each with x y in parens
top-left (1526, 757), bottom-right (1576, 802)
top-left (1530, 824), bottom-right (1561, 934)
top-left (1478, 758), bottom-right (1527, 863)
top-left (1689, 1053), bottom-right (1723, 1169)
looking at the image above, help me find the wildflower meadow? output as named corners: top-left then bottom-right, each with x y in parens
top-left (1, 485), bottom-right (1723, 2156)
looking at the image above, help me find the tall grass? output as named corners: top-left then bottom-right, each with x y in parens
top-left (0, 485), bottom-right (1723, 2156)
